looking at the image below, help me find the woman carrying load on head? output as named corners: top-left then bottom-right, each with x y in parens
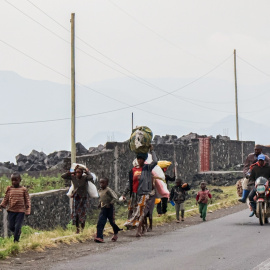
top-left (122, 145), bottom-right (157, 237)
top-left (61, 165), bottom-right (93, 234)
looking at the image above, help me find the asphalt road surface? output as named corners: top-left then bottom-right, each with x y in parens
top-left (51, 209), bottom-right (270, 270)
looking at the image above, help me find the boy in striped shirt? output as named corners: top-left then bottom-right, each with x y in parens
top-left (0, 173), bottom-right (31, 242)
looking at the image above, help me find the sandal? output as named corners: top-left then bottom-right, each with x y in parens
top-left (94, 237), bottom-right (104, 243)
top-left (111, 234), bottom-right (118, 242)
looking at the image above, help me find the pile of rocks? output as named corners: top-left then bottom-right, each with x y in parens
top-left (0, 142), bottom-right (107, 174)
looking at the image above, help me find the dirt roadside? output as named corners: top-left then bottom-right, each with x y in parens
top-left (0, 203), bottom-right (247, 270)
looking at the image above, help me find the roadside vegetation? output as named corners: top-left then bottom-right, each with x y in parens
top-left (0, 184), bottom-right (239, 259)
top-left (0, 174), bottom-right (65, 197)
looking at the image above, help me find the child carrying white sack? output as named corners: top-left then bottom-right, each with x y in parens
top-left (66, 163), bottom-right (99, 199)
top-left (62, 164), bottom-right (98, 234)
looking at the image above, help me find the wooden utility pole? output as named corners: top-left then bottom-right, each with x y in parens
top-left (234, 49), bottom-right (239, 141)
top-left (132, 112), bottom-right (134, 131)
top-left (71, 13), bottom-right (76, 164)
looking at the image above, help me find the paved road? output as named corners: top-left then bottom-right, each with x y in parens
top-left (52, 209), bottom-right (270, 270)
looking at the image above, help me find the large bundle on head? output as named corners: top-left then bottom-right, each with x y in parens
top-left (129, 126), bottom-right (153, 154)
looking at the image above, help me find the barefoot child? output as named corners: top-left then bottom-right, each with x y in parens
top-left (95, 178), bottom-right (122, 243)
top-left (196, 181), bottom-right (212, 221)
top-left (0, 173), bottom-right (31, 242)
top-left (61, 165), bottom-right (93, 234)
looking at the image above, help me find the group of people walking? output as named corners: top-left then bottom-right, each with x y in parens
top-left (0, 145), bottom-right (214, 243)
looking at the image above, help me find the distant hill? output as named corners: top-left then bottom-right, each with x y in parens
top-left (202, 115), bottom-right (270, 144)
top-left (1, 70), bottom-right (268, 162)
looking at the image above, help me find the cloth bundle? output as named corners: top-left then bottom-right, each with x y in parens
top-left (129, 126), bottom-right (153, 154)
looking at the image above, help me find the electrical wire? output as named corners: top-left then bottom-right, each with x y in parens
top-left (0, 38), bottom-right (237, 127)
top-left (1, 1), bottom-right (244, 125)
top-left (24, 0), bottom-right (234, 105)
top-left (237, 55), bottom-right (270, 78)
top-left (108, 0), bottom-right (213, 66)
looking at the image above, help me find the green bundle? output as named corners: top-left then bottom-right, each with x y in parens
top-left (129, 126), bottom-right (153, 154)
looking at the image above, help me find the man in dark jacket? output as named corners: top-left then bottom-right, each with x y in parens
top-left (248, 154), bottom-right (270, 217)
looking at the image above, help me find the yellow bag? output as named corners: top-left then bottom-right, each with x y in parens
top-left (157, 160), bottom-right (172, 169)
top-left (155, 198), bottom-right (161, 204)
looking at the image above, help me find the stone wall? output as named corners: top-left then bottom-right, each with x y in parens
top-left (261, 146), bottom-right (270, 157)
top-left (0, 189), bottom-right (71, 237)
top-left (154, 139), bottom-right (200, 181)
top-left (0, 201), bottom-right (3, 237)
top-left (76, 140), bottom-right (200, 193)
top-left (210, 139), bottom-right (254, 171)
top-left (75, 138), bottom-right (254, 193)
top-left (25, 189), bottom-right (70, 230)
top-left (193, 171), bottom-right (243, 186)
top-left (76, 142), bottom-right (135, 194)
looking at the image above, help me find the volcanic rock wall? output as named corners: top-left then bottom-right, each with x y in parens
top-left (210, 139), bottom-right (254, 171)
top-left (0, 189), bottom-right (71, 237)
top-left (75, 136), bottom-right (254, 193)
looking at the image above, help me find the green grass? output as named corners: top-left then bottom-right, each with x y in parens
top-left (0, 185), bottom-right (239, 259)
top-left (0, 174), bottom-right (65, 197)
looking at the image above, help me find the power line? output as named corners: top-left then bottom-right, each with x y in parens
top-left (0, 37), bottom-right (236, 129)
top-left (25, 0), bottom-right (69, 32)
top-left (7, 0), bottom-right (161, 92)
top-left (1, 2), bottom-right (241, 123)
top-left (0, 6), bottom-right (235, 115)
top-left (0, 103), bottom-right (235, 126)
top-left (0, 39), bottom-right (70, 80)
top-left (237, 55), bottom-right (270, 78)
top-left (0, 37), bottom-right (232, 115)
top-left (4, 0), bottom-right (69, 45)
top-left (23, 0), bottom-right (234, 106)
top-left (234, 55), bottom-right (270, 102)
top-left (12, 0), bottom-right (263, 114)
top-left (108, 0), bottom-right (213, 66)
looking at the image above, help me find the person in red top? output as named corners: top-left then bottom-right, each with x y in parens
top-left (196, 181), bottom-right (212, 221)
top-left (122, 148), bottom-right (157, 233)
top-left (122, 161), bottom-right (143, 220)
top-left (0, 173), bottom-right (31, 242)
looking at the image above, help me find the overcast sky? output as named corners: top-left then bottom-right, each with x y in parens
top-left (1, 0), bottom-right (270, 162)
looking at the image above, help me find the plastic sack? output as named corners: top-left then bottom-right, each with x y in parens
top-left (152, 165), bottom-right (165, 181)
top-left (91, 172), bottom-right (97, 183)
top-left (157, 160), bottom-right (172, 169)
top-left (66, 184), bottom-right (74, 198)
top-left (66, 174), bottom-right (99, 198)
top-left (155, 179), bottom-right (170, 198)
top-left (70, 163), bottom-right (87, 172)
top-left (87, 181), bottom-right (99, 198)
top-left (129, 126), bottom-right (153, 154)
